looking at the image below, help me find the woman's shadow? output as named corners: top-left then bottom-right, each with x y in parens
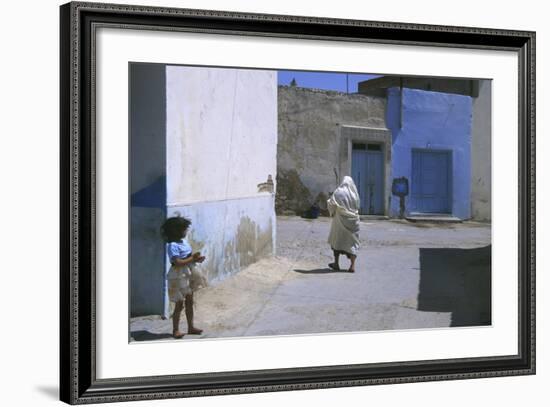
top-left (293, 268), bottom-right (348, 274)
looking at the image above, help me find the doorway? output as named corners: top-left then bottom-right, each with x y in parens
top-left (411, 149), bottom-right (452, 214)
top-left (351, 143), bottom-right (384, 215)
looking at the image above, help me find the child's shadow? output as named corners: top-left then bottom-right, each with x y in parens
top-left (294, 268), bottom-right (344, 274)
top-left (131, 330), bottom-right (174, 341)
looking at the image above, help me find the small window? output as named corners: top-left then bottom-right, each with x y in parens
top-left (367, 144), bottom-right (382, 151)
top-left (352, 143), bottom-right (366, 150)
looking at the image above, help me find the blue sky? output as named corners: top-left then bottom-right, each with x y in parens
top-left (278, 70), bottom-right (380, 93)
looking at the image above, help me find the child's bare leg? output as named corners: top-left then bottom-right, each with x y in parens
top-left (348, 255), bottom-right (356, 273)
top-left (185, 293), bottom-right (203, 335)
top-left (329, 250), bottom-right (340, 270)
top-left (172, 300), bottom-right (185, 338)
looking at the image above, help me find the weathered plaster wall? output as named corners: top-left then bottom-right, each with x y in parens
top-left (277, 86), bottom-right (386, 214)
top-left (168, 195), bottom-right (275, 283)
top-left (387, 87), bottom-right (472, 219)
top-left (129, 63), bottom-right (166, 317)
top-left (471, 80), bottom-right (492, 221)
top-left (166, 66), bottom-right (277, 204)
top-left (166, 66), bottom-right (277, 286)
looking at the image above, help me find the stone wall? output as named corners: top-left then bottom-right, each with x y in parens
top-left (277, 86), bottom-right (386, 215)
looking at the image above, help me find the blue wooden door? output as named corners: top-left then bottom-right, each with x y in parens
top-left (352, 145), bottom-right (384, 215)
top-left (411, 150), bottom-right (451, 213)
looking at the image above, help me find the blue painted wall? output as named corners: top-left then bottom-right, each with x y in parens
top-left (387, 87), bottom-right (472, 219)
top-left (130, 63), bottom-right (167, 317)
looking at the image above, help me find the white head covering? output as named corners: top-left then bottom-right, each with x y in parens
top-left (331, 176), bottom-right (360, 214)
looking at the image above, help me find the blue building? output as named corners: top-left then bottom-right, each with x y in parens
top-left (356, 76), bottom-right (489, 221)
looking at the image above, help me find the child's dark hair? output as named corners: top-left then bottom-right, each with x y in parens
top-left (161, 216), bottom-right (192, 242)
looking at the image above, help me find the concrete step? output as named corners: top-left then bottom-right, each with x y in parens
top-left (405, 213), bottom-right (462, 223)
top-left (360, 215), bottom-right (389, 221)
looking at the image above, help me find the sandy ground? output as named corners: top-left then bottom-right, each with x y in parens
top-left (130, 216), bottom-right (491, 342)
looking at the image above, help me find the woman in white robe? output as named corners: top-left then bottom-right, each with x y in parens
top-left (327, 176), bottom-right (361, 273)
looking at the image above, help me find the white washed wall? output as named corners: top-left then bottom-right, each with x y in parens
top-left (166, 66), bottom-right (277, 205)
top-left (471, 79), bottom-right (492, 221)
top-left (165, 66), bottom-right (277, 292)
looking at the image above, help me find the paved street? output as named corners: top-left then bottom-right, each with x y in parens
top-left (130, 216), bottom-right (491, 342)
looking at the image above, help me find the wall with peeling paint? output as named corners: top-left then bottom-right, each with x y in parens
top-left (130, 65), bottom-right (277, 317)
top-left (387, 87), bottom-right (472, 219)
top-left (277, 86), bottom-right (386, 215)
top-left (166, 65), bottom-right (277, 292)
top-left (167, 196), bottom-right (275, 283)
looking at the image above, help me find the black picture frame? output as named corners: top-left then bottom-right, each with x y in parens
top-left (60, 1), bottom-right (536, 404)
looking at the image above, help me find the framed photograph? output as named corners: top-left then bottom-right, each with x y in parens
top-left (60, 1), bottom-right (535, 404)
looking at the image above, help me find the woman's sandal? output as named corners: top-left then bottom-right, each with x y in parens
top-left (173, 331), bottom-right (185, 339)
top-left (328, 263), bottom-right (340, 271)
top-left (188, 327), bottom-right (203, 335)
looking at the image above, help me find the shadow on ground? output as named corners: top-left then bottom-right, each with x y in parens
top-left (293, 268), bottom-right (351, 274)
top-left (417, 245), bottom-right (491, 327)
top-left (131, 330), bottom-right (174, 341)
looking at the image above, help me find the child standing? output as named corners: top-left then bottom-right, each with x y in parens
top-left (161, 216), bottom-right (207, 339)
